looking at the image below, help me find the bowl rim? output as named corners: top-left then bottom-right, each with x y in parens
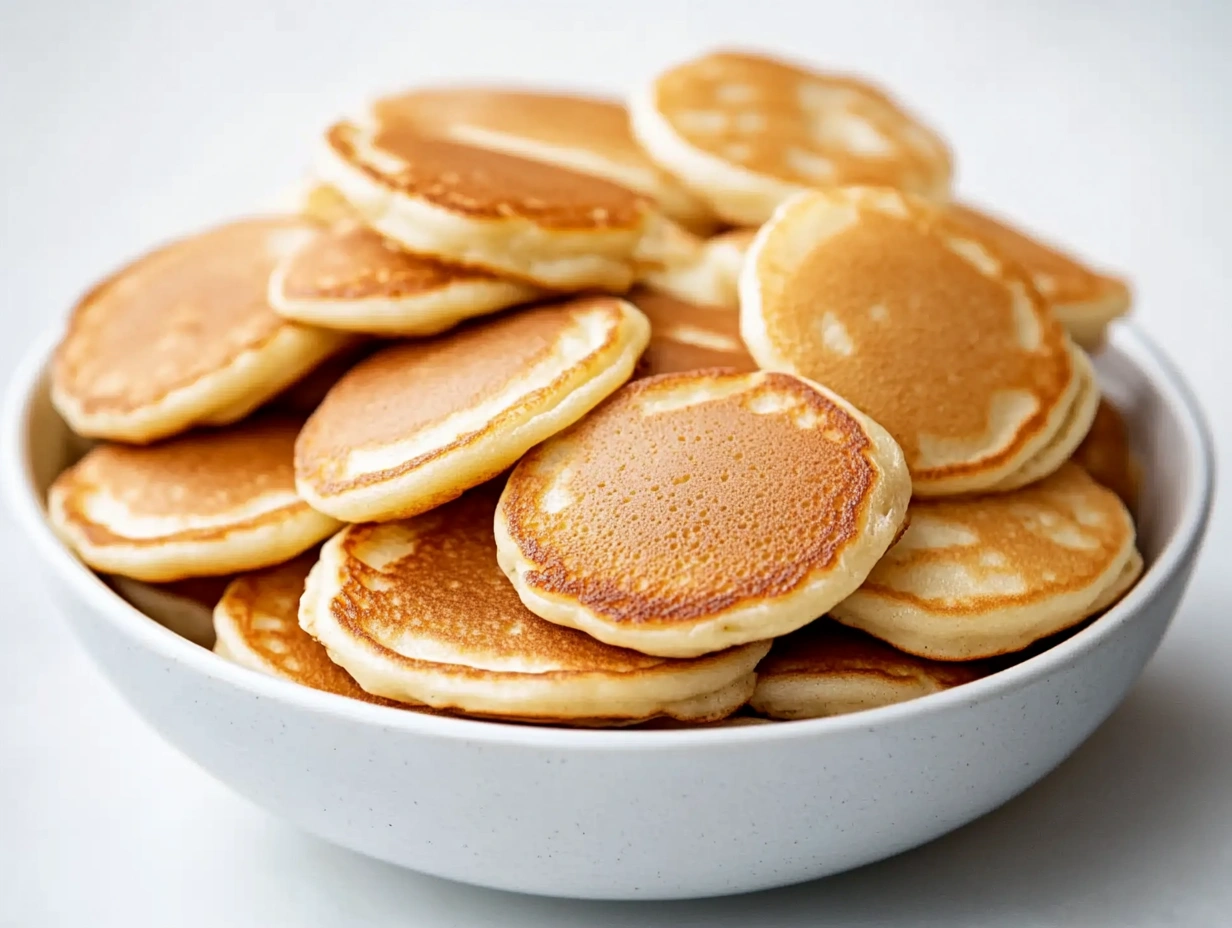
top-left (2, 324), bottom-right (1215, 750)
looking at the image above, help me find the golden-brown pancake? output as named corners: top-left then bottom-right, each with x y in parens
top-left (51, 218), bottom-right (356, 444)
top-left (628, 286), bottom-right (756, 377)
top-left (495, 369), bottom-right (911, 657)
top-left (110, 574), bottom-right (233, 647)
top-left (750, 620), bottom-right (988, 719)
top-left (48, 417), bottom-right (342, 582)
top-left (269, 219), bottom-right (542, 335)
top-left (212, 554), bottom-right (419, 709)
top-left (831, 463), bottom-right (1140, 660)
top-left (316, 119), bottom-right (656, 291)
top-left (372, 87), bottom-right (717, 234)
top-left (1073, 398), bottom-right (1140, 512)
top-left (629, 49), bottom-right (952, 225)
top-left (947, 203), bottom-right (1131, 349)
top-left (741, 186), bottom-right (1089, 496)
top-left (295, 296), bottom-right (650, 523)
top-left (298, 487), bottom-right (768, 724)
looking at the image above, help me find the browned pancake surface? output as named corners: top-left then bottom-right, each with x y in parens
top-left (328, 122), bottom-right (646, 231)
top-left (280, 222), bottom-right (502, 302)
top-left (501, 371), bottom-right (878, 625)
top-left (629, 286), bottom-right (757, 376)
top-left (1073, 399), bottom-right (1139, 510)
top-left (296, 297), bottom-right (628, 494)
top-left (54, 218), bottom-right (319, 416)
top-left (53, 417), bottom-right (305, 546)
top-left (332, 487), bottom-right (739, 678)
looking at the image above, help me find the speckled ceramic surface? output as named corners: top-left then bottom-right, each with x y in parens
top-left (2, 325), bottom-right (1213, 900)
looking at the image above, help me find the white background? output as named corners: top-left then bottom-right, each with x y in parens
top-left (2, 1), bottom-right (1230, 924)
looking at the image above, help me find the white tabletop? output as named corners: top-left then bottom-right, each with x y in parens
top-left (3, 2), bottom-right (1230, 924)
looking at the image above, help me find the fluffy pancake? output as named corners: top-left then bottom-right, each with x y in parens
top-left (213, 554), bottom-right (410, 708)
top-left (947, 203), bottom-right (1131, 349)
top-left (48, 417), bottom-right (341, 582)
top-left (270, 219), bottom-right (542, 335)
top-left (51, 218), bottom-right (356, 444)
top-left (741, 186), bottom-right (1086, 496)
top-left (317, 118), bottom-right (656, 291)
top-left (1073, 398), bottom-right (1140, 511)
top-left (295, 296), bottom-right (650, 523)
top-left (495, 369), bottom-right (911, 657)
top-left (299, 487), bottom-right (768, 724)
top-left (629, 49), bottom-right (952, 225)
top-left (110, 574), bottom-right (232, 647)
top-left (628, 286), bottom-right (756, 377)
top-left (831, 463), bottom-right (1139, 660)
top-left (372, 87), bottom-right (717, 234)
top-left (749, 620), bottom-right (988, 719)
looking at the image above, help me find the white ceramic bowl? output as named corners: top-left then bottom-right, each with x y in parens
top-left (3, 325), bottom-right (1213, 901)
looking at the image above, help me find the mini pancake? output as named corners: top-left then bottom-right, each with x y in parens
top-left (495, 369), bottom-right (911, 658)
top-left (372, 87), bottom-right (717, 234)
top-left (741, 186), bottom-right (1087, 496)
top-left (831, 463), bottom-right (1139, 661)
top-left (270, 219), bottom-right (542, 336)
top-left (749, 620), bottom-right (988, 719)
top-left (213, 554), bottom-right (413, 709)
top-left (48, 417), bottom-right (342, 582)
top-left (299, 487), bottom-right (768, 724)
top-left (1073, 398), bottom-right (1141, 511)
top-left (948, 203), bottom-right (1131, 350)
top-left (629, 49), bottom-right (952, 225)
top-left (295, 296), bottom-right (650, 523)
top-left (628, 286), bottom-right (756, 377)
top-left (51, 218), bottom-right (356, 444)
top-left (110, 574), bottom-right (232, 648)
top-left (317, 118), bottom-right (656, 291)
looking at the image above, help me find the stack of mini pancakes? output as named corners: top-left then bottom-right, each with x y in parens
top-left (45, 48), bottom-right (1142, 727)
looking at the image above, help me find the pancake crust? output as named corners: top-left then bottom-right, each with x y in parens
top-left (49, 417), bottom-right (341, 581)
top-left (318, 120), bottom-right (655, 290)
top-left (948, 203), bottom-right (1131, 349)
top-left (1073, 398), bottom-right (1140, 511)
top-left (298, 487), bottom-right (767, 724)
top-left (831, 463), bottom-right (1139, 660)
top-left (270, 220), bottom-right (541, 335)
top-left (750, 620), bottom-right (988, 719)
top-left (52, 217), bottom-right (355, 443)
top-left (630, 49), bottom-right (952, 224)
top-left (741, 186), bottom-right (1081, 496)
top-left (372, 88), bottom-right (717, 233)
top-left (495, 369), bottom-right (911, 657)
top-left (629, 286), bottom-right (757, 377)
top-left (295, 296), bottom-right (650, 522)
top-left (213, 554), bottom-right (413, 708)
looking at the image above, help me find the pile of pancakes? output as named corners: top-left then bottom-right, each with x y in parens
top-left (45, 48), bottom-right (1142, 727)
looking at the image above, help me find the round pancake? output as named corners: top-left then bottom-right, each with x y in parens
top-left (213, 554), bottom-right (412, 709)
top-left (495, 369), bottom-right (911, 658)
top-left (628, 286), bottom-right (756, 377)
top-left (749, 620), bottom-right (988, 719)
top-left (51, 218), bottom-right (356, 444)
top-left (1073, 398), bottom-right (1140, 511)
top-left (741, 186), bottom-right (1083, 496)
top-left (831, 463), bottom-right (1139, 660)
top-left (48, 417), bottom-right (342, 582)
top-left (372, 87), bottom-right (717, 234)
top-left (299, 487), bottom-right (768, 724)
top-left (987, 345), bottom-right (1101, 491)
top-left (629, 49), bottom-right (952, 225)
top-left (947, 203), bottom-right (1131, 350)
top-left (295, 296), bottom-right (650, 523)
top-left (317, 119), bottom-right (655, 291)
top-left (110, 574), bottom-right (232, 648)
top-left (269, 219), bottom-right (542, 335)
